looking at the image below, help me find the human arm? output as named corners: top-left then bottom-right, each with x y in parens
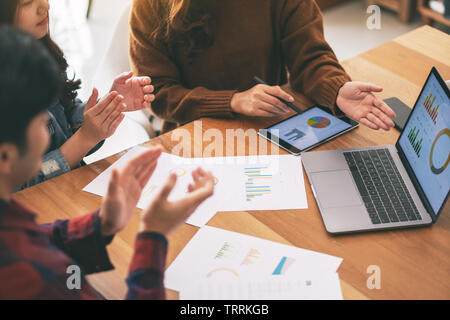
top-left (281, 0), bottom-right (395, 129)
top-left (59, 88), bottom-right (125, 168)
top-left (129, 0), bottom-right (237, 125)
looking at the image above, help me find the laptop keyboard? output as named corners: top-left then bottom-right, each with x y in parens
top-left (343, 149), bottom-right (422, 224)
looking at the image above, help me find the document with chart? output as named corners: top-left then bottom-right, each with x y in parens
top-left (83, 146), bottom-right (308, 227)
top-left (165, 226), bottom-right (343, 294)
top-left (179, 273), bottom-right (343, 300)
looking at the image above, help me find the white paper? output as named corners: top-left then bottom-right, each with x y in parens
top-left (165, 226), bottom-right (343, 292)
top-left (83, 146), bottom-right (151, 200)
top-left (83, 146), bottom-right (308, 227)
top-left (179, 273), bottom-right (343, 300)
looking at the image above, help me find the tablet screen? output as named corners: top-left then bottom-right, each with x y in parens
top-left (266, 107), bottom-right (353, 151)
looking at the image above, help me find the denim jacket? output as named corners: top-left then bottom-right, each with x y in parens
top-left (18, 99), bottom-right (103, 191)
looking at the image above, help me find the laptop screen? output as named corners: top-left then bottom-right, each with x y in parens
top-left (398, 68), bottom-right (450, 216)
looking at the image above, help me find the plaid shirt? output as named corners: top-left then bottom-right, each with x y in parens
top-left (0, 199), bottom-right (167, 300)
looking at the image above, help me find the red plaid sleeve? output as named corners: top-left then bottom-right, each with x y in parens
top-left (125, 232), bottom-right (168, 300)
top-left (40, 210), bottom-right (114, 274)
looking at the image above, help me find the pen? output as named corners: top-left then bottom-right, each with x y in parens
top-left (253, 76), bottom-right (303, 114)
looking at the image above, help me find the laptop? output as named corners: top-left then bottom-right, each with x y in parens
top-left (302, 67), bottom-right (450, 234)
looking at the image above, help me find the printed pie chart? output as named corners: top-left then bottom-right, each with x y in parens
top-left (307, 116), bottom-right (331, 128)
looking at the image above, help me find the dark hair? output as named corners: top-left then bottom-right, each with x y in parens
top-left (0, 0), bottom-right (81, 117)
top-left (0, 26), bottom-right (61, 150)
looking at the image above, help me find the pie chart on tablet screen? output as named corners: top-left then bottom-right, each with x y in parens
top-left (307, 116), bottom-right (331, 128)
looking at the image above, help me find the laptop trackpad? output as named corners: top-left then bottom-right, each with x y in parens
top-left (311, 170), bottom-right (363, 208)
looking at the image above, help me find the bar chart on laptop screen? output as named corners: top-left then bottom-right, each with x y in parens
top-left (423, 93), bottom-right (439, 124)
top-left (399, 74), bottom-right (450, 213)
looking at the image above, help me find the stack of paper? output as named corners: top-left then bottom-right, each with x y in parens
top-left (165, 226), bottom-right (344, 300)
top-left (83, 146), bottom-right (308, 227)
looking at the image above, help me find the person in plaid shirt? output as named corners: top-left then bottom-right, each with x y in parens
top-left (0, 26), bottom-right (215, 300)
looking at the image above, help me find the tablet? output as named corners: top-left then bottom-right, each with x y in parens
top-left (258, 106), bottom-right (359, 155)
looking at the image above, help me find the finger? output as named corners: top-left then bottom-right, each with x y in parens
top-left (107, 112), bottom-right (124, 134)
top-left (138, 76), bottom-right (151, 86)
top-left (371, 105), bottom-right (395, 129)
top-left (181, 172), bottom-right (215, 213)
top-left (143, 101), bottom-right (151, 109)
top-left (191, 167), bottom-right (202, 183)
top-left (134, 92), bottom-right (145, 109)
top-left (116, 71), bottom-right (133, 83)
top-left (158, 173), bottom-right (178, 201)
top-left (100, 95), bottom-right (124, 123)
top-left (107, 169), bottom-right (120, 196)
top-left (104, 101), bottom-right (126, 127)
top-left (366, 112), bottom-right (389, 130)
top-left (85, 88), bottom-right (99, 112)
top-left (189, 168), bottom-right (204, 190)
top-left (144, 94), bottom-right (155, 102)
top-left (357, 82), bottom-right (383, 93)
top-left (373, 97), bottom-right (396, 118)
top-left (256, 101), bottom-right (285, 116)
top-left (360, 115), bottom-right (380, 130)
top-left (191, 169), bottom-right (213, 190)
top-left (258, 101), bottom-right (285, 117)
top-left (183, 179), bottom-right (214, 207)
top-left (194, 168), bottom-right (211, 184)
top-left (143, 85), bottom-right (154, 94)
top-left (263, 85), bottom-right (295, 103)
top-left (123, 147), bottom-right (163, 178)
top-left (359, 117), bottom-right (379, 130)
top-left (134, 147), bottom-right (163, 182)
top-left (89, 91), bottom-right (118, 116)
top-left (137, 161), bottom-right (158, 188)
top-left (260, 93), bottom-right (290, 114)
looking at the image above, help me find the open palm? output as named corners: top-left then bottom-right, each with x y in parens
top-left (336, 81), bottom-right (396, 130)
top-left (140, 168), bottom-right (215, 235)
top-left (99, 147), bottom-right (162, 236)
top-left (110, 71), bottom-right (155, 111)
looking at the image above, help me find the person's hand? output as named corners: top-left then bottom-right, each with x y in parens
top-left (336, 81), bottom-right (396, 130)
top-left (140, 168), bottom-right (215, 236)
top-left (230, 84), bottom-right (294, 117)
top-left (99, 147), bottom-right (163, 236)
top-left (110, 71), bottom-right (155, 111)
top-left (78, 88), bottom-right (125, 145)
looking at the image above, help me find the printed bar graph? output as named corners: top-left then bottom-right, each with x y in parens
top-left (244, 166), bottom-right (272, 201)
top-left (423, 93), bottom-right (439, 124)
top-left (407, 126), bottom-right (423, 157)
top-left (272, 257), bottom-right (296, 275)
top-left (215, 242), bottom-right (234, 259)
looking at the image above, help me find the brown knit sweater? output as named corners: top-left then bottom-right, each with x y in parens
top-left (130, 0), bottom-right (351, 133)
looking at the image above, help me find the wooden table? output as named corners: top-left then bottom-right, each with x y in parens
top-left (14, 26), bottom-right (450, 300)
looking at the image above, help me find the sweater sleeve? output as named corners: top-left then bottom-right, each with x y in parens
top-left (280, 0), bottom-right (352, 113)
top-left (129, 0), bottom-right (237, 126)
